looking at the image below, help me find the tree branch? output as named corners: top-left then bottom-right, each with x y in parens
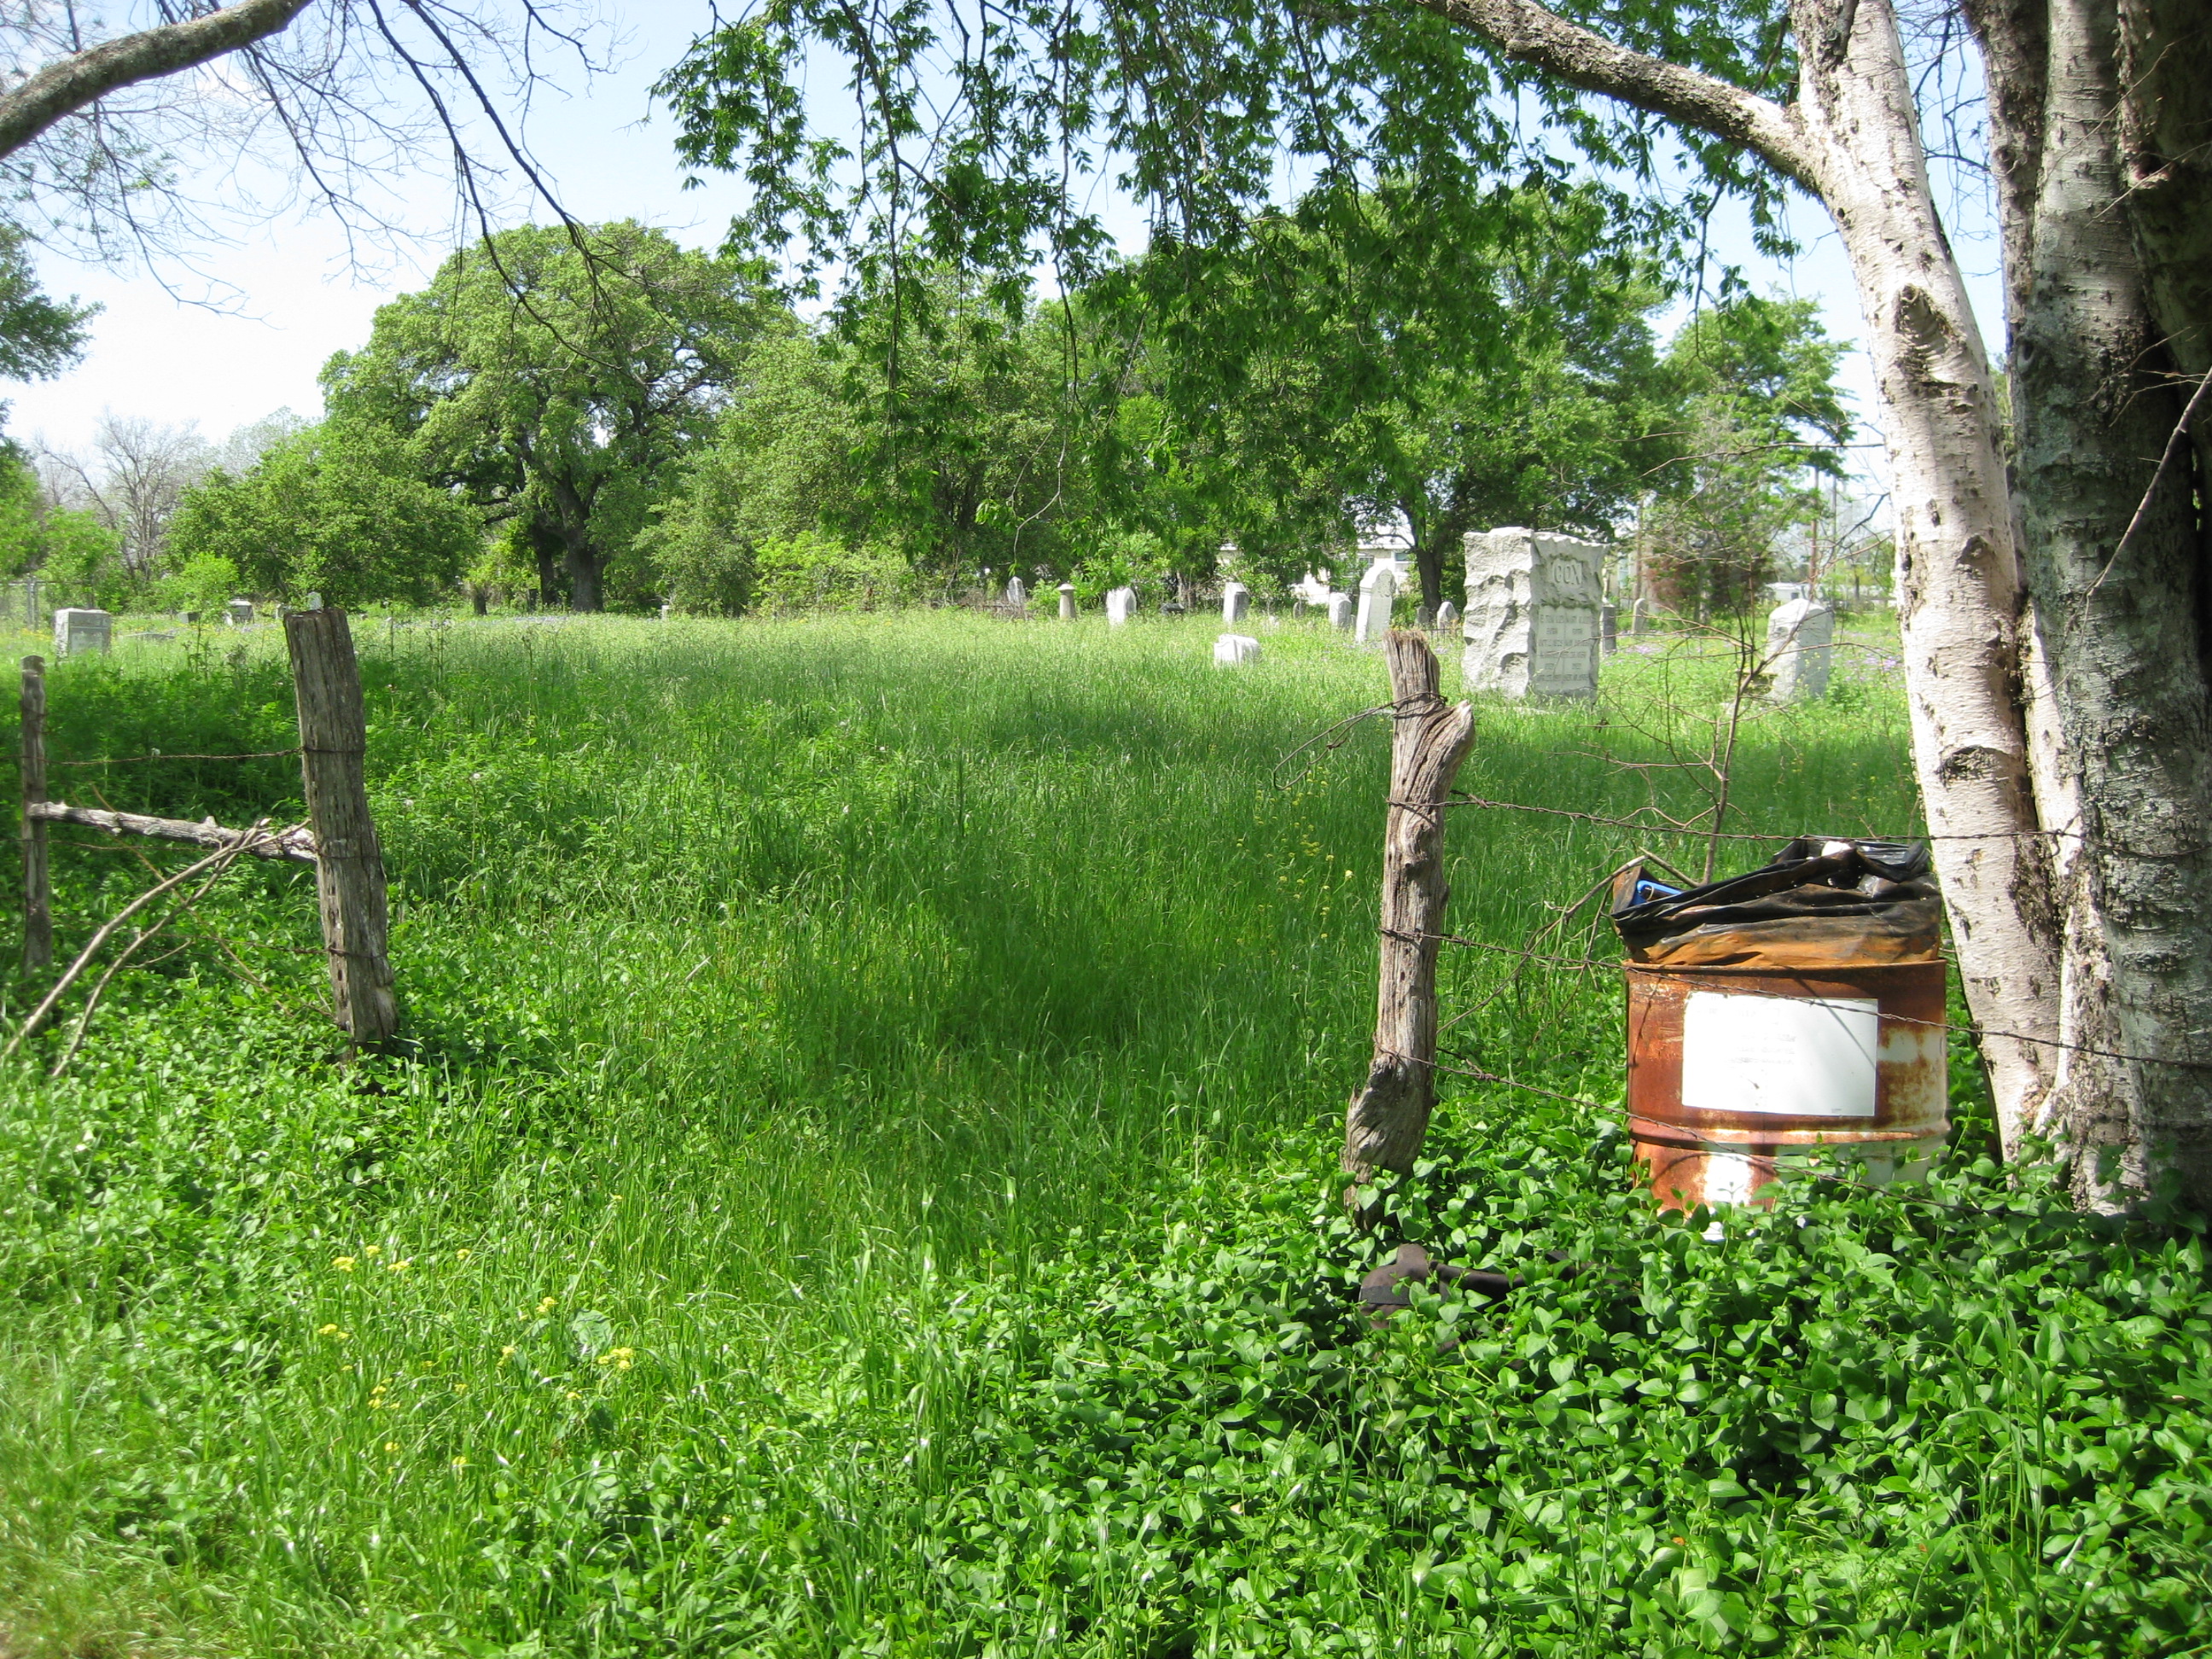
top-left (0, 0), bottom-right (316, 163)
top-left (1408, 0), bottom-right (1819, 189)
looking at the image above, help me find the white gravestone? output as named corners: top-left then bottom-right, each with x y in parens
top-left (1461, 527), bottom-right (1604, 699)
top-left (1632, 597), bottom-right (1652, 635)
top-left (1004, 576), bottom-right (1027, 610)
top-left (1058, 582), bottom-right (1076, 620)
top-left (1291, 572), bottom-right (1334, 606)
top-left (53, 608), bottom-right (114, 657)
top-left (1327, 592), bottom-right (1355, 632)
top-left (227, 598), bottom-right (255, 626)
top-left (1600, 600), bottom-right (1618, 657)
top-left (1764, 597), bottom-right (1836, 702)
top-left (1435, 600), bottom-right (1458, 633)
top-left (1221, 580), bottom-right (1249, 625)
top-left (1354, 560), bottom-right (1396, 644)
top-left (1106, 586), bottom-right (1137, 626)
top-left (1213, 632), bottom-right (1260, 665)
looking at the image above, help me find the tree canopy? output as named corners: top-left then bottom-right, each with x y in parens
top-left (323, 221), bottom-right (789, 611)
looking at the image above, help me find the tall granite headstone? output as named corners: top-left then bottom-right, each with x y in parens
top-left (1354, 561), bottom-right (1396, 644)
top-left (1004, 575), bottom-right (1027, 609)
top-left (1221, 580), bottom-right (1249, 625)
top-left (1764, 597), bottom-right (1836, 702)
top-left (53, 608), bottom-right (114, 658)
top-left (1461, 527), bottom-right (1604, 699)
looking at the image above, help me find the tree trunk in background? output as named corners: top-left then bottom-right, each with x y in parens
top-left (1977, 0), bottom-right (2212, 1206)
top-left (563, 535), bottom-right (604, 613)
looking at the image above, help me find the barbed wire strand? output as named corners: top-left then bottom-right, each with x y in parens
top-left (1403, 927), bottom-right (2212, 1073)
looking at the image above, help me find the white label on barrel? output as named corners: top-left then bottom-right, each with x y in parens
top-left (1680, 992), bottom-right (1879, 1118)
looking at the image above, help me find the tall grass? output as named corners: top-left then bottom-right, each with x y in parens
top-left (1, 612), bottom-right (2202, 1657)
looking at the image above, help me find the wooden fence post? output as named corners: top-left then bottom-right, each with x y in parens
top-left (1342, 631), bottom-right (1477, 1202)
top-left (285, 609), bottom-right (397, 1046)
top-left (20, 655), bottom-right (49, 969)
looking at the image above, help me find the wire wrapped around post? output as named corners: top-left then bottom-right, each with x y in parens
top-left (1342, 631), bottom-right (1476, 1210)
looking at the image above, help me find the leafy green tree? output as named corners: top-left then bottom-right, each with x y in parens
top-left (0, 443), bottom-right (117, 601)
top-left (1115, 183), bottom-right (1670, 609)
top-left (166, 424), bottom-right (479, 608)
top-left (1642, 296), bottom-right (1852, 617)
top-left (323, 221), bottom-right (788, 611)
top-left (0, 224), bottom-right (94, 396)
top-left (652, 276), bottom-right (1099, 611)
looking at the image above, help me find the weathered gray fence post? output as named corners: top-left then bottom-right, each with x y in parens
top-left (20, 655), bottom-right (49, 969)
top-left (285, 609), bottom-right (397, 1046)
top-left (1342, 631), bottom-right (1476, 1205)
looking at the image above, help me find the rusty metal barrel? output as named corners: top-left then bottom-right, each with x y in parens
top-left (1625, 958), bottom-right (1948, 1209)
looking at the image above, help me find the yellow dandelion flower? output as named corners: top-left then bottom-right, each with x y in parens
top-left (384, 1441), bottom-right (398, 1453)
top-left (538, 1296), bottom-right (556, 1314)
top-left (564, 1389), bottom-right (581, 1400)
top-left (616, 1357), bottom-right (632, 1371)
top-left (387, 1259), bottom-right (411, 1273)
top-left (455, 1249), bottom-right (471, 1261)
top-left (499, 1345), bottom-right (515, 1361)
top-left (451, 1456), bottom-right (468, 1470)
top-left (364, 1244), bottom-right (380, 1257)
top-left (333, 1257), bottom-right (356, 1272)
top-left (453, 1382), bottom-right (469, 1394)
top-left (318, 1324), bottom-right (340, 1336)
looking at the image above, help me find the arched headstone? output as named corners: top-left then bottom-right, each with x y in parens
top-left (1764, 597), bottom-right (1836, 702)
top-left (1354, 561), bottom-right (1396, 644)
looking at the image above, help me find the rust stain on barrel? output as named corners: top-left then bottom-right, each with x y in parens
top-left (1625, 959), bottom-right (1949, 1211)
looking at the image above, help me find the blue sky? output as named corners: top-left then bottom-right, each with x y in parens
top-left (11, 0), bottom-right (2006, 485)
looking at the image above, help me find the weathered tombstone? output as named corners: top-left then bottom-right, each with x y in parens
top-left (305, 591), bottom-right (324, 611)
top-left (1328, 592), bottom-right (1355, 632)
top-left (1058, 582), bottom-right (1076, 620)
top-left (1221, 580), bottom-right (1249, 624)
top-left (1106, 585), bottom-right (1137, 626)
top-left (1213, 632), bottom-right (1260, 665)
top-left (1435, 600), bottom-right (1459, 633)
top-left (1291, 571), bottom-right (1334, 606)
top-left (1600, 600), bottom-right (1618, 657)
top-left (53, 608), bottom-right (114, 657)
top-left (1354, 560), bottom-right (1397, 644)
top-left (1415, 604), bottom-right (1435, 630)
top-left (659, 602), bottom-right (673, 620)
top-left (227, 598), bottom-right (255, 626)
top-left (1764, 597), bottom-right (1836, 702)
top-left (1461, 527), bottom-right (1604, 699)
top-left (1004, 575), bottom-right (1027, 610)
top-left (1632, 596), bottom-right (1652, 635)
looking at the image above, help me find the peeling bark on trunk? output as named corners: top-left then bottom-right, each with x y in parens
top-left (1788, 0), bottom-right (2066, 1160)
top-left (1988, 0), bottom-right (2212, 1206)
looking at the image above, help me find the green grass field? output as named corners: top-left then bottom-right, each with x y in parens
top-left (1, 611), bottom-right (2206, 1657)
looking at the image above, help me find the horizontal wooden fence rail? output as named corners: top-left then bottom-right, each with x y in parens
top-left (25, 801), bottom-right (318, 865)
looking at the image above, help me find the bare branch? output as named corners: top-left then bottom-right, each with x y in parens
top-left (0, 0), bottom-right (314, 162)
top-left (1407, 0), bottom-right (1818, 189)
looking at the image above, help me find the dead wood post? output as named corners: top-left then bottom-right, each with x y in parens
top-left (1342, 631), bottom-right (1476, 1204)
top-left (285, 609), bottom-right (396, 1047)
top-left (20, 655), bottom-right (49, 969)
